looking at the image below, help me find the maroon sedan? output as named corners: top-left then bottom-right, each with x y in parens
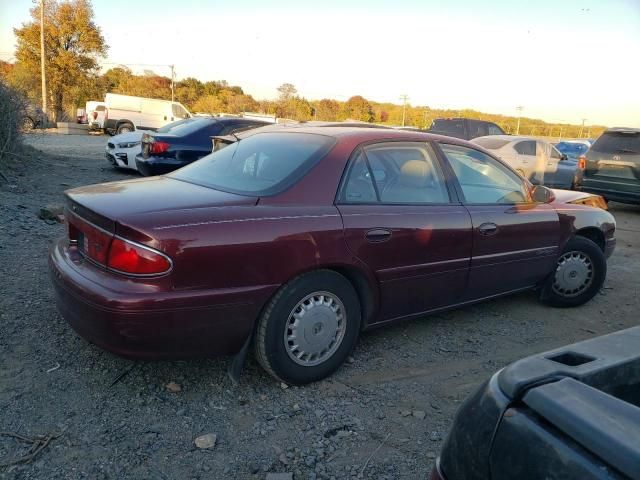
top-left (50, 126), bottom-right (616, 384)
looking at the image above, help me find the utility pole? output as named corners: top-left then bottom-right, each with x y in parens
top-left (580, 118), bottom-right (587, 138)
top-left (40, 0), bottom-right (47, 120)
top-left (400, 94), bottom-right (409, 127)
top-left (170, 64), bottom-right (175, 102)
top-left (515, 106), bottom-right (524, 135)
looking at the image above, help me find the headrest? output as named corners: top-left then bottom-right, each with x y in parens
top-left (399, 160), bottom-right (429, 187)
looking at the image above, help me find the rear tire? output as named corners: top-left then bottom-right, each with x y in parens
top-left (540, 236), bottom-right (606, 308)
top-left (116, 123), bottom-right (134, 135)
top-left (254, 270), bottom-right (361, 385)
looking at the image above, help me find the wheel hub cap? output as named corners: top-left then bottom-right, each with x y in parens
top-left (552, 251), bottom-right (593, 297)
top-left (284, 292), bottom-right (346, 366)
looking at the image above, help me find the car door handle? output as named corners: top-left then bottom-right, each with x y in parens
top-left (478, 223), bottom-right (498, 236)
top-left (365, 228), bottom-right (392, 243)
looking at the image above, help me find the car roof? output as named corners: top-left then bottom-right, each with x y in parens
top-left (604, 127), bottom-right (640, 134)
top-left (239, 124), bottom-right (476, 145)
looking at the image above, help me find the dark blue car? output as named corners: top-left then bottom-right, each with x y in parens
top-left (556, 141), bottom-right (590, 160)
top-left (136, 116), bottom-right (270, 176)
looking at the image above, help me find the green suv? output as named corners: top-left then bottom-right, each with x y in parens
top-left (577, 128), bottom-right (640, 205)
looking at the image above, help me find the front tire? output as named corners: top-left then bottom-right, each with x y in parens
top-left (540, 236), bottom-right (606, 308)
top-left (254, 270), bottom-right (361, 385)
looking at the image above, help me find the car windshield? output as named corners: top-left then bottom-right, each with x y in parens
top-left (169, 132), bottom-right (335, 196)
top-left (556, 142), bottom-right (589, 156)
top-left (472, 137), bottom-right (511, 150)
top-left (591, 132), bottom-right (640, 154)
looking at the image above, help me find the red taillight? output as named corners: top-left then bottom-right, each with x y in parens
top-left (149, 141), bottom-right (170, 155)
top-left (92, 111), bottom-right (98, 120)
top-left (107, 237), bottom-right (171, 275)
top-left (578, 155), bottom-right (586, 170)
top-left (67, 213), bottom-right (112, 264)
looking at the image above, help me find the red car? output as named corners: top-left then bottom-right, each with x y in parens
top-left (50, 126), bottom-right (616, 384)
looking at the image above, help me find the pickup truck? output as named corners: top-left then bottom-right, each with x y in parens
top-left (431, 326), bottom-right (640, 480)
top-left (428, 118), bottom-right (506, 140)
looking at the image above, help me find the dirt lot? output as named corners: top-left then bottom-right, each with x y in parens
top-left (1, 132), bottom-right (639, 479)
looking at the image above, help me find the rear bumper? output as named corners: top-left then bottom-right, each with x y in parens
top-left (49, 239), bottom-right (276, 359)
top-left (577, 178), bottom-right (640, 205)
top-left (135, 154), bottom-right (188, 176)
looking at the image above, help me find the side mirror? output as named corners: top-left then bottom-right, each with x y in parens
top-left (531, 185), bottom-right (556, 203)
top-left (561, 153), bottom-right (568, 161)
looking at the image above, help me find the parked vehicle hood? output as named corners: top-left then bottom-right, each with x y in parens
top-left (65, 176), bottom-right (257, 223)
top-left (550, 188), bottom-right (594, 204)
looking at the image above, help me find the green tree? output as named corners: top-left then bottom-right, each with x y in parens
top-left (13, 0), bottom-right (107, 121)
top-left (314, 99), bottom-right (341, 121)
top-left (343, 95), bottom-right (374, 122)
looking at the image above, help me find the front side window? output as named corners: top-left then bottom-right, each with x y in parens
top-left (440, 144), bottom-right (529, 204)
top-left (170, 132), bottom-right (335, 196)
top-left (172, 104), bottom-right (190, 119)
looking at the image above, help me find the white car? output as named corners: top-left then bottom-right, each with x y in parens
top-left (106, 131), bottom-right (143, 171)
top-left (472, 135), bottom-right (563, 184)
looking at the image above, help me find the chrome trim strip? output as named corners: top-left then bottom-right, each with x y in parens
top-left (473, 246), bottom-right (558, 261)
top-left (153, 214), bottom-right (340, 230)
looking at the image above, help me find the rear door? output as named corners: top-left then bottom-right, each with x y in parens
top-left (337, 141), bottom-right (472, 323)
top-left (438, 143), bottom-right (560, 301)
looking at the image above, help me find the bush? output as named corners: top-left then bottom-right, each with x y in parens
top-left (0, 80), bottom-right (28, 169)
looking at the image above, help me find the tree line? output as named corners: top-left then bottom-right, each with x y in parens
top-left (0, 0), bottom-right (606, 139)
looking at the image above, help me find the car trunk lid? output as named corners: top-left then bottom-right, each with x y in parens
top-left (65, 176), bottom-right (257, 221)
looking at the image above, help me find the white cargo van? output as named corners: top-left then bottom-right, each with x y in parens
top-left (103, 93), bottom-right (192, 135)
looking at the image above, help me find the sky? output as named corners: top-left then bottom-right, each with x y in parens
top-left (1, 0), bottom-right (639, 127)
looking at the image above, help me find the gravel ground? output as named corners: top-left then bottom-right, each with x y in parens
top-left (1, 132), bottom-right (639, 479)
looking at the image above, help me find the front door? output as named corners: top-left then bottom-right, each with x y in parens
top-left (337, 142), bottom-right (472, 323)
top-left (437, 143), bottom-right (560, 301)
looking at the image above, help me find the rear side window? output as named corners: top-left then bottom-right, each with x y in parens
top-left (514, 141), bottom-right (536, 156)
top-left (170, 132), bottom-right (335, 196)
top-left (431, 119), bottom-right (465, 135)
top-left (341, 142), bottom-right (450, 204)
top-left (591, 132), bottom-right (640, 154)
top-left (340, 150), bottom-right (377, 203)
top-left (467, 121), bottom-right (488, 139)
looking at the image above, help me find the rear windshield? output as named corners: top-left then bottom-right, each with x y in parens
top-left (556, 142), bottom-right (589, 156)
top-left (169, 132), bottom-right (335, 196)
top-left (472, 137), bottom-right (511, 150)
top-left (156, 117), bottom-right (215, 135)
top-left (591, 132), bottom-right (640, 154)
